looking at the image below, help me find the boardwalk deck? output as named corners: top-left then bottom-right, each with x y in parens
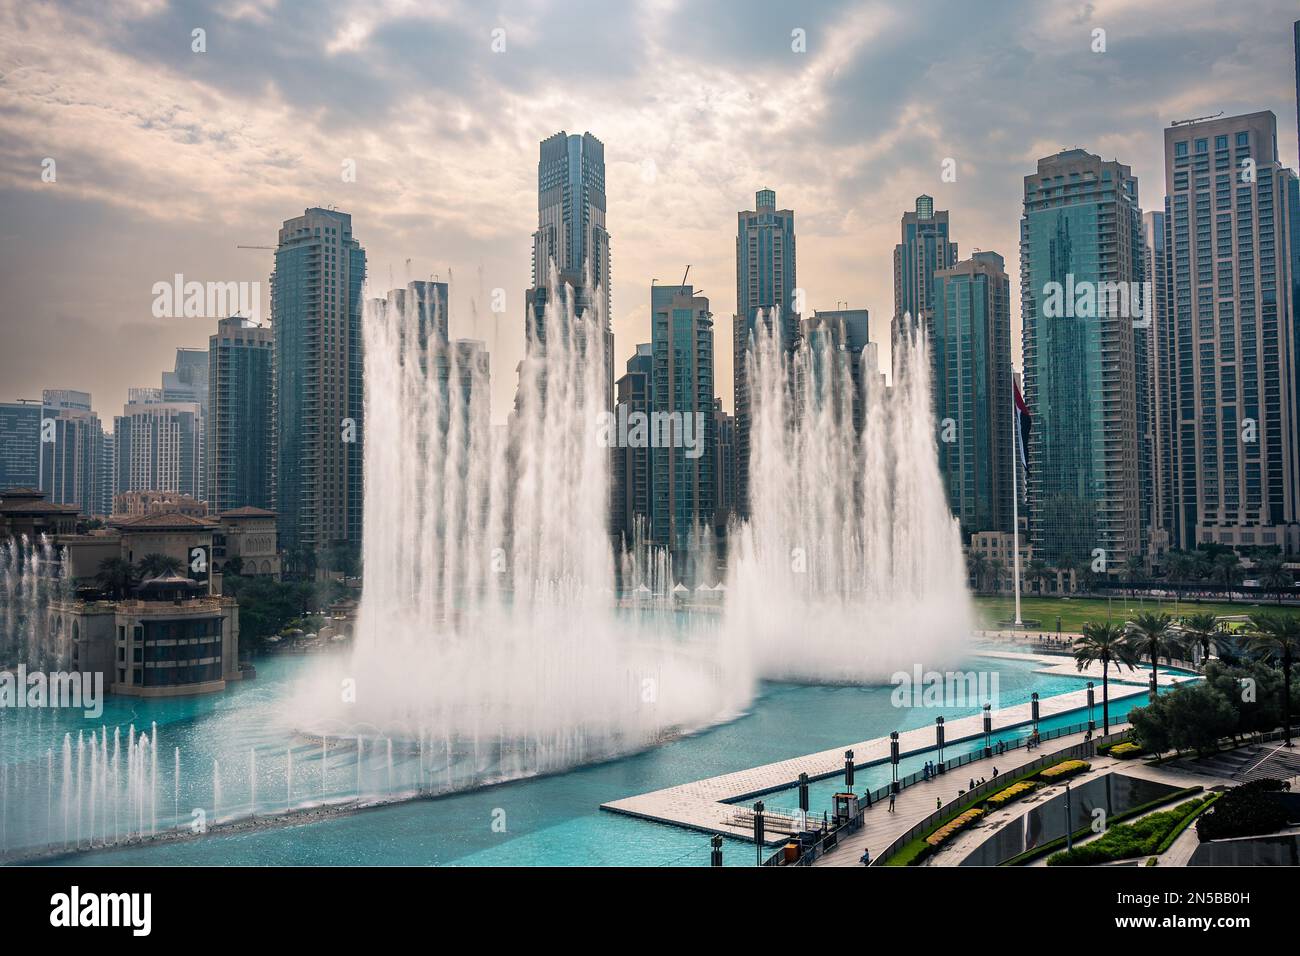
top-left (600, 653), bottom-right (1191, 849)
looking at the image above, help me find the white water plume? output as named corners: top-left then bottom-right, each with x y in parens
top-left (294, 272), bottom-right (749, 782)
top-left (725, 311), bottom-right (973, 682)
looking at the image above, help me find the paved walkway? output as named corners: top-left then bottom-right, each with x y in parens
top-left (601, 651), bottom-right (1172, 842)
top-left (814, 724), bottom-right (1114, 867)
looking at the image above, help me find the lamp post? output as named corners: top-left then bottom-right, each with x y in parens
top-left (982, 704), bottom-right (992, 758)
top-left (1031, 692), bottom-right (1040, 738)
top-left (798, 772), bottom-right (810, 821)
top-left (889, 731), bottom-right (900, 793)
top-left (753, 801), bottom-right (765, 866)
top-left (1086, 681), bottom-right (1096, 733)
top-left (935, 717), bottom-right (946, 772)
top-left (710, 834), bottom-right (723, 867)
top-left (1065, 782), bottom-right (1074, 851)
top-left (844, 749), bottom-right (855, 791)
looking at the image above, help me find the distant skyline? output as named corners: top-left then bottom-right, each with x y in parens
top-left (1, 0), bottom-right (1297, 421)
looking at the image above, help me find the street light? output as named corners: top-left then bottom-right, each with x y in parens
top-left (1065, 781), bottom-right (1074, 851)
top-left (982, 704), bottom-right (993, 758)
top-left (889, 731), bottom-right (900, 793)
top-left (1086, 681), bottom-right (1096, 733)
top-left (844, 749), bottom-right (855, 790)
top-left (710, 834), bottom-right (723, 867)
top-left (935, 716), bottom-right (946, 772)
top-left (753, 801), bottom-right (765, 866)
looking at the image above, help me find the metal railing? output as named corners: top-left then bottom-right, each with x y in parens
top-left (762, 721), bottom-right (1129, 867)
top-left (868, 729), bottom-right (1130, 866)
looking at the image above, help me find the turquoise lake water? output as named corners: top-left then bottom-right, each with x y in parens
top-left (0, 651), bottom-right (1160, 866)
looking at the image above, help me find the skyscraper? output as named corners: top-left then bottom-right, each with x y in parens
top-left (162, 348), bottom-right (209, 503)
top-left (114, 398), bottom-right (203, 500)
top-left (0, 400), bottom-right (42, 491)
top-left (800, 308), bottom-right (870, 433)
top-left (1156, 112), bottom-right (1300, 553)
top-left (529, 132), bottom-right (613, 408)
top-left (650, 285), bottom-right (715, 562)
top-left (1143, 210), bottom-right (1173, 560)
top-left (40, 389), bottom-right (104, 517)
top-left (1021, 149), bottom-right (1145, 570)
top-left (208, 317), bottom-right (274, 514)
top-left (734, 188), bottom-right (796, 516)
top-left (613, 343), bottom-right (653, 545)
top-left (272, 207), bottom-right (367, 561)
top-left (892, 195), bottom-right (958, 349)
top-left (931, 252), bottom-right (1014, 540)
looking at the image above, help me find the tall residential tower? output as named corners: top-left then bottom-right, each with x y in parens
top-left (272, 207), bottom-right (367, 560)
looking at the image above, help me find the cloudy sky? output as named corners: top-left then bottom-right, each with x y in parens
top-left (1, 0), bottom-right (1297, 422)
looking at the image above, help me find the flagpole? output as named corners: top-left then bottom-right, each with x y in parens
top-left (1012, 374), bottom-right (1023, 627)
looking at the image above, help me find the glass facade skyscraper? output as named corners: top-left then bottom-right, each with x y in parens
top-left (734, 188), bottom-right (796, 517)
top-left (932, 252), bottom-right (1013, 540)
top-left (40, 389), bottom-right (105, 517)
top-left (272, 207), bottom-right (367, 558)
top-left (1021, 149), bottom-right (1145, 569)
top-left (528, 132), bottom-right (614, 411)
top-left (0, 400), bottom-right (42, 491)
top-left (613, 343), bottom-right (653, 545)
top-left (208, 317), bottom-right (274, 514)
top-left (1156, 112), bottom-right (1300, 552)
top-left (651, 285), bottom-right (715, 563)
top-left (893, 194), bottom-right (958, 350)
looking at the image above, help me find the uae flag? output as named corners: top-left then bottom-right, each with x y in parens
top-left (1014, 379), bottom-right (1031, 475)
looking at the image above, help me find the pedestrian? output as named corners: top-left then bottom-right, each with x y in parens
top-left (859, 847), bottom-right (871, 866)
top-left (888, 791), bottom-right (896, 812)
top-left (969, 778), bottom-right (975, 790)
top-left (993, 766), bottom-right (998, 777)
top-left (936, 796), bottom-right (942, 810)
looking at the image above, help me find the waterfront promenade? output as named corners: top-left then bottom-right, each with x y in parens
top-left (602, 651), bottom-right (1190, 848)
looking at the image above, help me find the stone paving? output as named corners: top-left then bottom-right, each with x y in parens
top-left (601, 651), bottom-right (1186, 850)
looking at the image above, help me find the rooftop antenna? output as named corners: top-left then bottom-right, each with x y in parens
top-left (680, 265), bottom-right (691, 294)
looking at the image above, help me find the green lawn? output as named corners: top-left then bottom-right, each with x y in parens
top-left (974, 594), bottom-right (1300, 634)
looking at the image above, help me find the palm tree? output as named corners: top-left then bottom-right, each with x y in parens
top-left (137, 552), bottom-right (184, 580)
top-left (1054, 554), bottom-right (1075, 594)
top-left (95, 557), bottom-right (136, 600)
top-left (1026, 558), bottom-right (1051, 596)
top-left (1166, 550), bottom-right (1195, 586)
top-left (1074, 621), bottom-right (1139, 734)
top-left (966, 551), bottom-right (988, 594)
top-left (1123, 553), bottom-right (1145, 598)
top-left (1180, 612), bottom-right (1221, 666)
top-left (1254, 553), bottom-right (1293, 605)
top-left (1075, 560), bottom-right (1097, 594)
top-left (1245, 613), bottom-right (1300, 747)
top-left (1190, 549), bottom-right (1213, 584)
top-left (1126, 612), bottom-right (1185, 703)
top-left (1210, 552), bottom-right (1242, 590)
top-left (988, 558), bottom-right (1006, 595)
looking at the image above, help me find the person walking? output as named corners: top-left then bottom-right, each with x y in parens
top-left (888, 791), bottom-right (896, 812)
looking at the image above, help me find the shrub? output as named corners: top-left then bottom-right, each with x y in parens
top-left (985, 781), bottom-right (1038, 808)
top-left (1197, 778), bottom-right (1292, 842)
top-left (1109, 742), bottom-right (1144, 759)
top-left (1047, 797), bottom-right (1208, 866)
top-left (1038, 759), bottom-right (1090, 782)
top-left (925, 808), bottom-right (983, 847)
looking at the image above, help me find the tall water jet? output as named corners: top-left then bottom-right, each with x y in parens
top-left (726, 311), bottom-right (973, 682)
top-left (294, 271), bottom-right (746, 788)
top-left (0, 534), bottom-right (69, 668)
